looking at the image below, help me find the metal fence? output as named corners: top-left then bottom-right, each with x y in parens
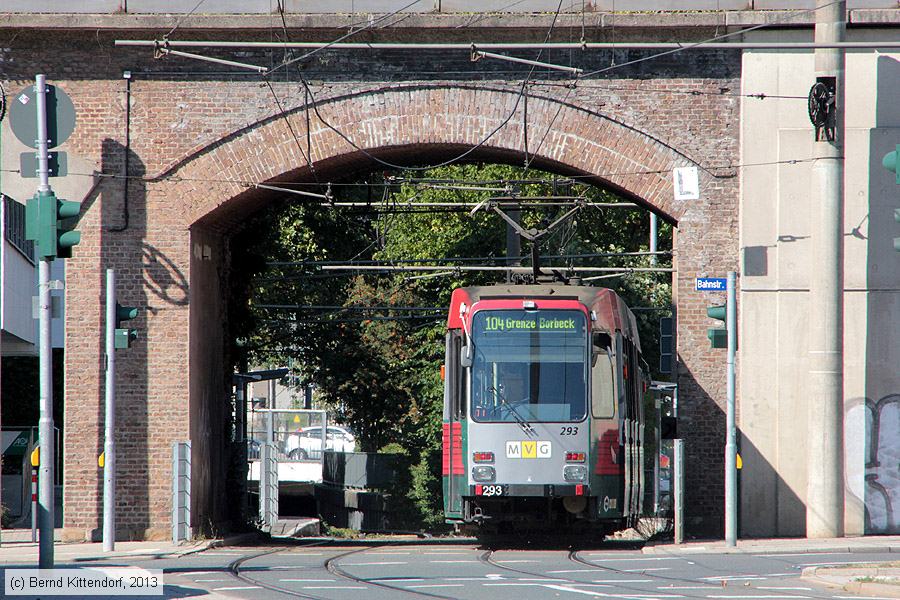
top-left (247, 408), bottom-right (328, 462)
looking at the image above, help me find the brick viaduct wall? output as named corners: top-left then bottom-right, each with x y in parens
top-left (0, 30), bottom-right (739, 539)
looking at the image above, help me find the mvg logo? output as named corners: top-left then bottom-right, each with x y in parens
top-left (506, 440), bottom-right (552, 459)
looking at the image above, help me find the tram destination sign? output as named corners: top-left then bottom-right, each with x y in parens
top-left (696, 277), bottom-right (727, 291)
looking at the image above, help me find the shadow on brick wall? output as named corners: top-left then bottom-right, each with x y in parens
top-left (99, 137), bottom-right (154, 540)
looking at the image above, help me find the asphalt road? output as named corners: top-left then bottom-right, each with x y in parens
top-left (4, 539), bottom-right (893, 600)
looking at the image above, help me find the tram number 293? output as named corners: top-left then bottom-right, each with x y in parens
top-left (478, 485), bottom-right (507, 497)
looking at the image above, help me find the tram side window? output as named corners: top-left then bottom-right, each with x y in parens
top-left (592, 349), bottom-right (615, 419)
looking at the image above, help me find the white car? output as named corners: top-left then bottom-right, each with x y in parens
top-left (285, 425), bottom-right (355, 459)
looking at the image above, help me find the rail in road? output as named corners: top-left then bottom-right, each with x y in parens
top-left (211, 539), bottom-right (894, 599)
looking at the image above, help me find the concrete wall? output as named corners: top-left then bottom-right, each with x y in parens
top-left (739, 33), bottom-right (900, 535)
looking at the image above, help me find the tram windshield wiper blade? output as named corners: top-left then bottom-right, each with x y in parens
top-left (490, 387), bottom-right (535, 437)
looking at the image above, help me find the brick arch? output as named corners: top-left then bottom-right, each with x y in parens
top-left (162, 85), bottom-right (701, 226)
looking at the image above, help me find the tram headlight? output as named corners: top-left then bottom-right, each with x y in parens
top-left (472, 465), bottom-right (496, 482)
top-left (563, 465), bottom-right (587, 482)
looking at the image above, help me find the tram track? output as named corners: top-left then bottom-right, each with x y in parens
top-left (222, 539), bottom-right (826, 600)
top-left (476, 546), bottom-right (752, 599)
top-left (228, 540), bottom-right (460, 600)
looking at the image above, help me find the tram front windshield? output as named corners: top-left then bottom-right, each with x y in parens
top-left (470, 309), bottom-right (587, 423)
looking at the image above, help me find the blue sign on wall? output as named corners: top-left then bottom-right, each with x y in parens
top-left (696, 277), bottom-right (727, 291)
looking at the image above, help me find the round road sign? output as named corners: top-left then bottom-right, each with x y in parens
top-left (9, 82), bottom-right (76, 149)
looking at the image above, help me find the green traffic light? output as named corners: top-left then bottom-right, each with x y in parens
top-left (895, 209), bottom-right (900, 253)
top-left (116, 304), bottom-right (139, 323)
top-left (115, 303), bottom-right (140, 349)
top-left (883, 145), bottom-right (898, 184)
top-left (707, 304), bottom-right (726, 321)
top-left (22, 191), bottom-right (81, 260)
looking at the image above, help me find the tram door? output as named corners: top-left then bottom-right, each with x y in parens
top-left (443, 332), bottom-right (464, 518)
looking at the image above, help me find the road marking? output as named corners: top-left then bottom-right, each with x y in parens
top-left (446, 576), bottom-right (507, 581)
top-left (342, 561), bottom-right (408, 565)
top-left (548, 569), bottom-right (598, 573)
top-left (796, 561), bottom-right (868, 566)
top-left (756, 587), bottom-right (812, 591)
top-left (583, 557), bottom-right (682, 562)
top-left (702, 576), bottom-right (767, 581)
top-left (661, 586), bottom-right (718, 590)
top-left (302, 586), bottom-right (368, 590)
top-left (430, 560), bottom-right (475, 563)
top-left (707, 595), bottom-right (812, 600)
top-left (406, 584), bottom-right (465, 588)
top-left (754, 552), bottom-right (844, 557)
top-left (369, 578), bottom-right (425, 582)
top-left (484, 583), bottom-right (544, 587)
top-left (539, 584), bottom-right (611, 596)
top-left (494, 559), bottom-right (541, 563)
top-left (212, 586), bottom-right (261, 591)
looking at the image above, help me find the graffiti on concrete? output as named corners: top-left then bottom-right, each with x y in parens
top-left (845, 394), bottom-right (899, 534)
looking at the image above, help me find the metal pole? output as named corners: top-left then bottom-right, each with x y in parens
top-left (506, 208), bottom-right (521, 283)
top-left (674, 439), bottom-right (684, 544)
top-left (654, 398), bottom-right (661, 515)
top-left (649, 213), bottom-right (658, 265)
top-left (807, 0), bottom-right (845, 539)
top-left (725, 271), bottom-right (737, 547)
top-left (103, 269), bottom-right (116, 552)
top-left (115, 39), bottom-right (900, 51)
top-left (31, 467), bottom-right (38, 543)
top-left (35, 73), bottom-right (55, 569)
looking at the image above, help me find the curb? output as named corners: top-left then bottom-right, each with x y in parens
top-left (843, 580), bottom-right (900, 598)
top-left (802, 566), bottom-right (900, 599)
top-left (643, 542), bottom-right (900, 555)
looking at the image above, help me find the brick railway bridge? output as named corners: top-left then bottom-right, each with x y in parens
top-left (0, 2), bottom-right (897, 541)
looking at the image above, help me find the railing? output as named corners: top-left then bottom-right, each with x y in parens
top-left (322, 451), bottom-right (400, 490)
top-left (2, 1), bottom-right (897, 14)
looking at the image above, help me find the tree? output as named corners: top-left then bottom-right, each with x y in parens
top-left (230, 163), bottom-right (672, 527)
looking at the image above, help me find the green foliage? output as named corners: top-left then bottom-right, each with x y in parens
top-left (231, 163), bottom-right (672, 528)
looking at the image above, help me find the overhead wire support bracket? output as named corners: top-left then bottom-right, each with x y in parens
top-left (253, 183), bottom-right (330, 200)
top-left (471, 46), bottom-right (583, 75)
top-left (153, 39), bottom-right (268, 73)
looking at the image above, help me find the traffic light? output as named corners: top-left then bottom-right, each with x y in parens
top-left (883, 144), bottom-right (898, 184)
top-left (115, 303), bottom-right (139, 349)
top-left (24, 190), bottom-right (81, 260)
top-left (886, 145), bottom-right (900, 252)
top-left (707, 304), bottom-right (727, 349)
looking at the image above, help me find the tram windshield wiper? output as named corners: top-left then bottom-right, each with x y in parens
top-left (489, 386), bottom-right (535, 437)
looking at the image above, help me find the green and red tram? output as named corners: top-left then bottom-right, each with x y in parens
top-left (442, 284), bottom-right (648, 532)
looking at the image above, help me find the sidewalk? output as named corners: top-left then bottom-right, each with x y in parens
top-left (0, 528), bottom-right (259, 565)
top-left (645, 535), bottom-right (900, 598)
